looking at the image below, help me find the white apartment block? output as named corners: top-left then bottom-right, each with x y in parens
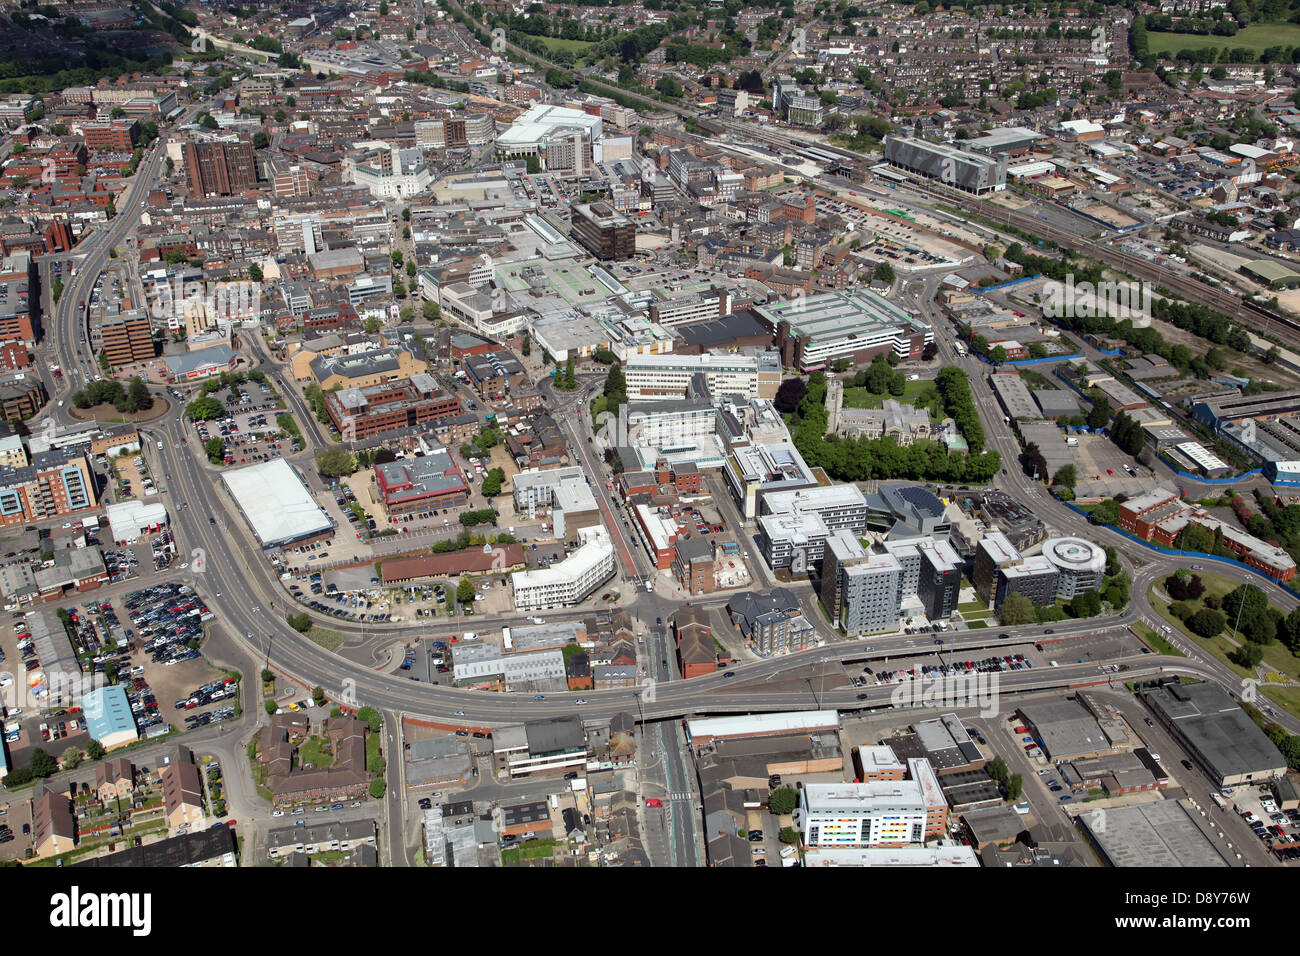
top-left (795, 762), bottom-right (945, 848)
top-left (511, 526), bottom-right (614, 611)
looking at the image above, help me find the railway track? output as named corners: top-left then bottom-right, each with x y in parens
top-left (713, 119), bottom-right (1300, 351)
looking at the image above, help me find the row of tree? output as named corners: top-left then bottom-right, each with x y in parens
top-left (72, 376), bottom-right (151, 414)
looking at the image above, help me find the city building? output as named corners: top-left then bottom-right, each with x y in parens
top-left (219, 458), bottom-right (332, 550)
top-left (570, 202), bottom-right (635, 260)
top-left (820, 530), bottom-right (902, 634)
top-left (973, 531), bottom-right (1059, 607)
top-left (882, 536), bottom-right (964, 621)
top-left (1119, 488), bottom-right (1296, 581)
top-left (493, 717), bottom-right (589, 778)
top-left (98, 311), bottom-right (154, 368)
top-left (0, 446), bottom-right (98, 527)
top-left (759, 290), bottom-right (932, 370)
top-left (1142, 681), bottom-right (1287, 787)
top-left (725, 588), bottom-right (815, 655)
top-left (511, 526), bottom-right (615, 611)
top-left (374, 449), bottom-right (470, 516)
top-left (624, 351), bottom-right (776, 402)
top-left (32, 791), bottom-right (76, 858)
top-left (723, 441), bottom-right (818, 520)
top-left (1039, 537), bottom-right (1107, 599)
top-left (81, 685), bottom-right (138, 750)
top-left (323, 374), bottom-right (462, 440)
top-left (183, 139), bottom-right (257, 197)
top-left (795, 759), bottom-right (946, 848)
top-left (160, 757), bottom-right (205, 830)
top-left (883, 135), bottom-right (1009, 194)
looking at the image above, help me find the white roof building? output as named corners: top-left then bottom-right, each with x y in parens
top-left (219, 458), bottom-right (332, 549)
top-left (104, 499), bottom-right (168, 544)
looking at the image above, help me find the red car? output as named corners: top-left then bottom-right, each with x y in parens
top-left (645, 798), bottom-right (662, 808)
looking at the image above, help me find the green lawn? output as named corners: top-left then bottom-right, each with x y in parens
top-left (1147, 22), bottom-right (1300, 56)
top-left (307, 626), bottom-right (344, 651)
top-left (966, 620), bottom-right (988, 629)
top-left (501, 838), bottom-right (559, 864)
top-left (299, 736), bottom-right (333, 769)
top-left (841, 379), bottom-right (936, 410)
top-left (1137, 627), bottom-right (1185, 658)
top-left (537, 36), bottom-right (594, 55)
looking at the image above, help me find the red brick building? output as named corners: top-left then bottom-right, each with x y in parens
top-left (674, 606), bottom-right (717, 679)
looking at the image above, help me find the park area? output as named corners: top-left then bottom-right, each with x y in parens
top-left (1146, 21), bottom-right (1300, 57)
top-left (1149, 569), bottom-right (1300, 715)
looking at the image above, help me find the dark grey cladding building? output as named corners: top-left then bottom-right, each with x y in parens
top-left (1142, 681), bottom-right (1287, 787)
top-left (883, 135), bottom-right (1009, 194)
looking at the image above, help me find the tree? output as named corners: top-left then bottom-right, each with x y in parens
top-left (369, 779), bottom-right (387, 798)
top-left (774, 378), bottom-right (808, 414)
top-left (29, 748), bottom-right (57, 778)
top-left (1223, 585), bottom-right (1269, 639)
top-left (1052, 465), bottom-right (1077, 489)
top-left (312, 685), bottom-right (326, 706)
top-left (249, 263), bottom-right (263, 283)
top-left (128, 376), bottom-right (151, 411)
top-left (186, 396), bottom-right (225, 421)
top-left (768, 787), bottom-right (798, 815)
top-left (482, 467), bottom-right (504, 497)
top-left (261, 668), bottom-right (274, 684)
top-left (985, 756), bottom-right (1009, 784)
top-left (357, 706), bottom-right (382, 734)
top-left (779, 826), bottom-right (800, 845)
top-left (1005, 773), bottom-right (1023, 801)
top-left (422, 301), bottom-right (440, 320)
top-left (316, 446), bottom-right (356, 477)
top-left (1187, 607), bottom-right (1227, 638)
top-left (204, 437), bottom-right (224, 464)
top-left (251, 130), bottom-right (269, 149)
top-left (1230, 642), bottom-right (1264, 668)
top-left (1090, 499), bottom-right (1121, 526)
top-left (265, 700), bottom-right (278, 715)
top-left (1087, 395), bottom-right (1111, 430)
top-left (61, 746), bottom-right (83, 769)
top-left (85, 739), bottom-right (105, 762)
top-left (287, 612), bottom-right (312, 633)
top-left (457, 575), bottom-right (475, 604)
top-left (1000, 593), bottom-right (1036, 625)
top-left (363, 316), bottom-right (383, 333)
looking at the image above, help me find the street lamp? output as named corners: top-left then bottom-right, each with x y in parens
top-left (1230, 582), bottom-right (1257, 644)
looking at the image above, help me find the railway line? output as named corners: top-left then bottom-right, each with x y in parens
top-left (724, 117), bottom-right (1300, 353)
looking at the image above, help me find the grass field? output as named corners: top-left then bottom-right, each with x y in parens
top-left (841, 379), bottom-right (937, 410)
top-left (501, 838), bottom-right (558, 864)
top-left (1147, 21), bottom-right (1300, 56)
top-left (536, 36), bottom-right (594, 55)
top-left (307, 626), bottom-right (344, 652)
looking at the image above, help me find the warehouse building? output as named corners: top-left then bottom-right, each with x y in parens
top-left (220, 458), bottom-right (333, 550)
top-left (1142, 681), bottom-right (1287, 787)
top-left (1077, 800), bottom-right (1229, 867)
top-left (1017, 699), bottom-right (1115, 762)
